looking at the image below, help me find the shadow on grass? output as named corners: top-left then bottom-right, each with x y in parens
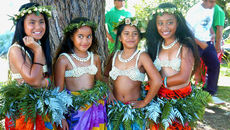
top-left (196, 104), bottom-right (230, 130)
top-left (196, 86), bottom-right (230, 130)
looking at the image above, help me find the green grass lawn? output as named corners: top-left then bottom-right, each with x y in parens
top-left (218, 63), bottom-right (230, 102)
top-left (216, 86), bottom-right (230, 102)
top-left (220, 63), bottom-right (230, 76)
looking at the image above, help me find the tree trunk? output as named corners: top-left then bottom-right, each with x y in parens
top-left (30, 0), bottom-right (108, 61)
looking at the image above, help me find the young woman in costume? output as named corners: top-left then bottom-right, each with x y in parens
top-left (146, 3), bottom-right (210, 129)
top-left (105, 17), bottom-right (162, 129)
top-left (54, 17), bottom-right (107, 130)
top-left (5, 2), bottom-right (62, 130)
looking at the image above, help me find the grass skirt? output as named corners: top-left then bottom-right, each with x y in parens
top-left (0, 81), bottom-right (72, 130)
top-left (145, 83), bottom-right (212, 130)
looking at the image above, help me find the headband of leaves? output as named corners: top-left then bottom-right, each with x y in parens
top-left (152, 7), bottom-right (181, 16)
top-left (10, 5), bottom-right (52, 25)
top-left (63, 21), bottom-right (98, 34)
top-left (112, 17), bottom-right (145, 33)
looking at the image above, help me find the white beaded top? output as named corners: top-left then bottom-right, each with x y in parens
top-left (154, 44), bottom-right (182, 72)
top-left (60, 52), bottom-right (98, 78)
top-left (7, 44), bottom-right (48, 79)
top-left (109, 50), bottom-right (145, 82)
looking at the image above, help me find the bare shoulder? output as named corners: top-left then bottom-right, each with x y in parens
top-left (139, 51), bottom-right (151, 60)
top-left (8, 44), bottom-right (28, 63)
top-left (93, 53), bottom-right (101, 63)
top-left (8, 44), bottom-right (23, 56)
top-left (181, 45), bottom-right (194, 61)
top-left (181, 45), bottom-right (193, 55)
top-left (138, 51), bottom-right (153, 67)
top-left (182, 45), bottom-right (190, 51)
top-left (55, 54), bottom-right (69, 66)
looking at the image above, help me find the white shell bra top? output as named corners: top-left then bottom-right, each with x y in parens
top-left (8, 44), bottom-right (48, 79)
top-left (154, 44), bottom-right (182, 72)
top-left (109, 50), bottom-right (145, 82)
top-left (60, 52), bottom-right (98, 78)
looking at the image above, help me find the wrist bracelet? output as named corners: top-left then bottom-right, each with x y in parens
top-left (34, 62), bottom-right (44, 66)
top-left (164, 77), bottom-right (168, 88)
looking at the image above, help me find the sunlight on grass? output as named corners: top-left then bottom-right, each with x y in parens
top-left (216, 86), bottom-right (230, 102)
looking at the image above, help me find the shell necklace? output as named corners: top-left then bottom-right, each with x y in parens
top-left (72, 51), bottom-right (90, 62)
top-left (162, 39), bottom-right (178, 49)
top-left (118, 49), bottom-right (139, 63)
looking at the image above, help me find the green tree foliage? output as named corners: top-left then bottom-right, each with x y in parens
top-left (134, 0), bottom-right (229, 29)
top-left (217, 0), bottom-right (230, 23)
top-left (134, 0), bottom-right (199, 29)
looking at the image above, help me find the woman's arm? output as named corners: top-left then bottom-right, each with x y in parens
top-left (131, 52), bottom-right (162, 108)
top-left (9, 44), bottom-right (47, 87)
top-left (95, 54), bottom-right (103, 81)
top-left (54, 55), bottom-right (67, 91)
top-left (166, 47), bottom-right (194, 87)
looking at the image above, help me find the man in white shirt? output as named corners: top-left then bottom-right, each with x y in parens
top-left (186, 0), bottom-right (224, 104)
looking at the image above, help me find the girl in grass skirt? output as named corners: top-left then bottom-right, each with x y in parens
top-left (145, 3), bottom-right (211, 130)
top-left (54, 17), bottom-right (108, 130)
top-left (105, 17), bottom-right (162, 130)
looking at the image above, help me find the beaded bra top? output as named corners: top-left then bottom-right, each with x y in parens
top-left (60, 52), bottom-right (98, 78)
top-left (154, 44), bottom-right (182, 72)
top-left (8, 44), bottom-right (48, 79)
top-left (109, 50), bottom-right (145, 82)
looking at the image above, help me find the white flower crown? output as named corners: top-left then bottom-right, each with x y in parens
top-left (10, 5), bottom-right (52, 25)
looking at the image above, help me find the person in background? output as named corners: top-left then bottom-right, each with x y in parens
top-left (212, 4), bottom-right (225, 58)
top-left (186, 0), bottom-right (224, 104)
top-left (105, 0), bottom-right (132, 53)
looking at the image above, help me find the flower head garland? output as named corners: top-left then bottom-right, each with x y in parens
top-left (112, 17), bottom-right (145, 33)
top-left (152, 7), bottom-right (181, 16)
top-left (10, 6), bottom-right (52, 25)
top-left (63, 20), bottom-right (98, 35)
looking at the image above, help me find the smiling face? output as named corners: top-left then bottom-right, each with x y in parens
top-left (24, 13), bottom-right (46, 41)
top-left (156, 13), bottom-right (177, 41)
top-left (119, 25), bottom-right (140, 49)
top-left (72, 26), bottom-right (93, 53)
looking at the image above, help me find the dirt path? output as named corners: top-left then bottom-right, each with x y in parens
top-left (195, 102), bottom-right (230, 130)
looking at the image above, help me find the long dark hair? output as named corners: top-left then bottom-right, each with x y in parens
top-left (114, 23), bottom-right (142, 51)
top-left (11, 2), bottom-right (52, 75)
top-left (54, 17), bottom-right (98, 63)
top-left (146, 2), bottom-right (200, 73)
